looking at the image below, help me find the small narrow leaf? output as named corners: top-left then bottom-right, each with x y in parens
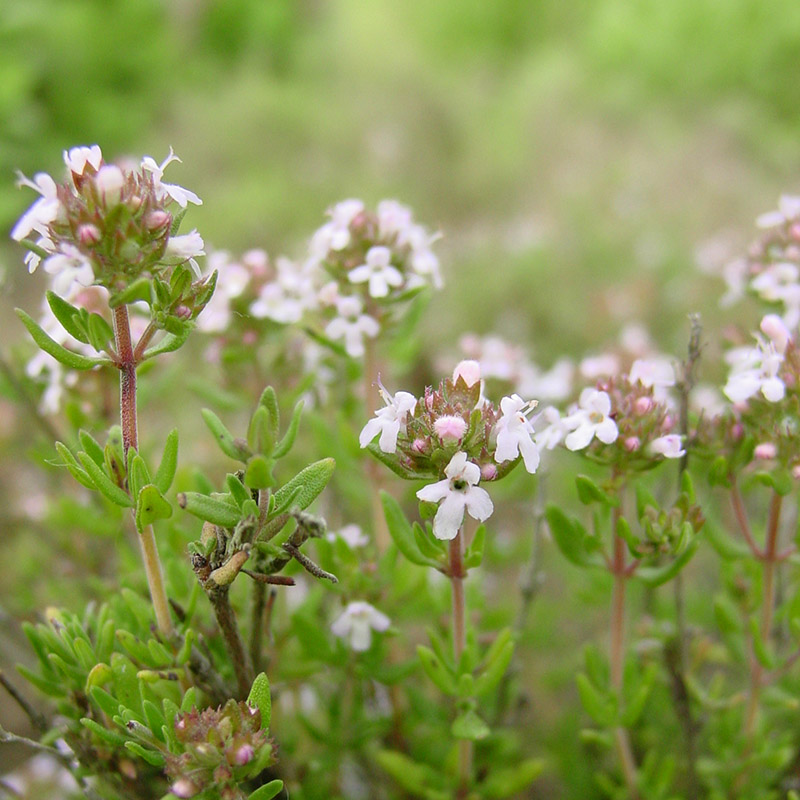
top-left (381, 491), bottom-right (440, 568)
top-left (17, 308), bottom-right (107, 369)
top-left (201, 408), bottom-right (251, 462)
top-left (247, 781), bottom-right (284, 800)
top-left (154, 428), bottom-right (179, 494)
top-left (135, 484), bottom-right (173, 531)
top-left (247, 672), bottom-right (272, 731)
top-left (46, 291), bottom-right (88, 343)
top-left (273, 399), bottom-right (304, 459)
top-left (78, 452), bottom-right (134, 507)
top-left (177, 492), bottom-right (241, 527)
top-left (271, 458), bottom-right (335, 513)
top-left (417, 645), bottom-right (457, 695)
top-left (451, 708), bottom-right (490, 740)
top-left (140, 324), bottom-right (193, 361)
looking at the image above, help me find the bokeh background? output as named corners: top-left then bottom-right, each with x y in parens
top-left (2, 0), bottom-right (800, 794)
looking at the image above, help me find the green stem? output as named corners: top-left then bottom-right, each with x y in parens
top-left (112, 305), bottom-right (173, 637)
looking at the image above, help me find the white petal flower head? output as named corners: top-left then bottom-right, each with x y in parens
top-left (564, 388), bottom-right (619, 451)
top-left (629, 358), bottom-right (675, 390)
top-left (43, 244), bottom-right (95, 300)
top-left (377, 199), bottom-right (413, 239)
top-left (756, 195), bottom-right (800, 228)
top-left (11, 172), bottom-right (61, 242)
top-left (348, 245), bottom-right (403, 298)
top-left (534, 405), bottom-right (571, 450)
top-left (494, 394), bottom-right (540, 473)
top-left (724, 337), bottom-right (785, 404)
top-left (325, 295), bottom-right (380, 357)
top-left (416, 452), bottom-right (494, 541)
top-left (331, 524), bottom-right (370, 548)
top-left (359, 383), bottom-right (417, 453)
top-left (141, 147), bottom-right (202, 207)
top-left (331, 601), bottom-right (390, 652)
top-left (650, 434), bottom-right (685, 459)
top-left (325, 199), bottom-right (365, 251)
top-left (63, 145), bottom-right (103, 177)
top-left (166, 230), bottom-right (205, 276)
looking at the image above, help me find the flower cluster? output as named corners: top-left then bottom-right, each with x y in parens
top-left (165, 700), bottom-right (275, 800)
top-left (361, 361), bottom-right (539, 539)
top-left (536, 357), bottom-right (685, 468)
top-left (13, 145), bottom-right (205, 301)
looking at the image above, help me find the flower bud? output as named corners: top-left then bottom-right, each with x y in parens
top-left (411, 438), bottom-right (428, 454)
top-left (761, 313), bottom-right (792, 352)
top-left (78, 224), bottom-right (101, 246)
top-left (434, 415), bottom-right (467, 441)
top-left (453, 359), bottom-right (481, 387)
top-left (233, 744), bottom-right (255, 765)
top-left (175, 305), bottom-right (192, 320)
top-left (145, 209), bottom-right (171, 232)
top-left (480, 463), bottom-right (497, 480)
top-left (94, 165), bottom-right (125, 205)
top-left (793, 464), bottom-right (800, 480)
top-left (633, 396), bottom-right (653, 416)
top-left (754, 442), bottom-right (777, 460)
top-left (171, 779), bottom-right (199, 798)
top-left (624, 436), bottom-right (641, 452)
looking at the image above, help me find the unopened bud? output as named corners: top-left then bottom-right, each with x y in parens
top-left (233, 744), bottom-right (255, 765)
top-left (761, 313), bottom-right (792, 352)
top-left (754, 442), bottom-right (777, 460)
top-left (453, 359), bottom-right (481, 387)
top-left (171, 779), bottom-right (199, 798)
top-left (94, 165), bottom-right (125, 205)
top-left (412, 438), bottom-right (428, 453)
top-left (633, 396), bottom-right (653, 416)
top-left (434, 415), bottom-right (467, 441)
top-left (792, 464), bottom-right (800, 480)
top-left (78, 224), bottom-right (101, 246)
top-left (624, 436), bottom-right (641, 452)
top-left (175, 305), bottom-right (192, 320)
top-left (208, 550), bottom-right (250, 587)
top-left (481, 463), bottom-right (497, 480)
top-left (145, 209), bottom-right (171, 231)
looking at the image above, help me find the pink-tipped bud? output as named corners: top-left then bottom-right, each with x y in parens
top-left (761, 313), bottom-right (792, 352)
top-left (171, 779), bottom-right (198, 798)
top-left (78, 224), bottom-right (101, 246)
top-left (633, 396), bottom-right (653, 416)
top-left (243, 330), bottom-right (258, 346)
top-left (434, 415), bottom-right (467, 441)
top-left (175, 305), bottom-right (192, 320)
top-left (412, 438), bottom-right (428, 453)
top-left (481, 463), bottom-right (497, 481)
top-left (624, 436), bottom-right (641, 452)
top-left (732, 422), bottom-right (744, 440)
top-left (754, 442), bottom-right (777, 460)
top-left (792, 464), bottom-right (800, 480)
top-left (453, 359), bottom-right (481, 387)
top-left (233, 744), bottom-right (255, 765)
top-left (662, 415), bottom-right (674, 432)
top-left (425, 393), bottom-right (434, 411)
top-left (145, 209), bottom-right (171, 232)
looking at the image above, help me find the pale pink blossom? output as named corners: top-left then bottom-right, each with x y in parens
top-left (325, 295), bottom-right (380, 358)
top-left (331, 601), bottom-right (390, 651)
top-left (348, 246), bottom-right (403, 298)
top-left (11, 172), bottom-right (61, 242)
top-left (453, 359), bottom-right (481, 387)
top-left (141, 148), bottom-right (202, 207)
top-left (359, 384), bottom-right (417, 452)
top-left (563, 389), bottom-right (619, 451)
top-left (650, 434), bottom-right (685, 459)
top-left (493, 394), bottom-right (540, 473)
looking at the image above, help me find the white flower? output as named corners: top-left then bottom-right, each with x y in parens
top-left (43, 244), bottom-right (95, 300)
top-left (405, 225), bottom-right (443, 289)
top-left (579, 353), bottom-right (620, 380)
top-left (250, 257), bottom-right (316, 324)
top-left (650, 434), bottom-right (685, 459)
top-left (563, 388), bottom-right (619, 451)
top-left (331, 601), bottom-right (390, 651)
top-left (328, 524), bottom-right (370, 548)
top-left (348, 246), bottom-right (403, 298)
top-left (629, 358), bottom-right (675, 391)
top-left (310, 199), bottom-right (364, 259)
top-left (93, 165), bottom-right (125, 206)
top-left (756, 195), bottom-right (800, 228)
top-left (377, 199), bottom-right (413, 239)
top-left (11, 172), bottom-right (61, 242)
top-left (494, 394), bottom-right (540, 473)
top-left (359, 384), bottom-right (417, 452)
top-left (166, 230), bottom-right (205, 276)
top-left (141, 148), bottom-right (202, 207)
top-left (325, 295), bottom-right (380, 357)
top-left (534, 406), bottom-right (571, 450)
top-left (196, 251), bottom-right (252, 333)
top-left (516, 358), bottom-right (574, 402)
top-left (724, 338), bottom-right (785, 404)
top-left (416, 452), bottom-right (494, 541)
top-left (63, 145), bottom-right (102, 176)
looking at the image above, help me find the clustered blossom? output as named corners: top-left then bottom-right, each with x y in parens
top-left (361, 361), bottom-right (541, 539)
top-left (331, 601), bottom-right (390, 651)
top-left (12, 145), bottom-right (205, 301)
top-left (165, 700), bottom-right (275, 800)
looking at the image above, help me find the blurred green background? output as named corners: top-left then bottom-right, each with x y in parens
top-left (3, 0), bottom-right (800, 354)
top-left (2, 1), bottom-right (800, 794)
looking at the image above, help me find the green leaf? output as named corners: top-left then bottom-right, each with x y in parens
top-left (247, 781), bottom-right (284, 800)
top-left (413, 521), bottom-right (447, 561)
top-left (634, 482), bottom-right (658, 520)
top-left (381, 492), bottom-right (441, 568)
top-left (201, 408), bottom-right (251, 462)
top-left (621, 663), bottom-right (657, 726)
top-left (474, 639), bottom-right (515, 697)
top-left (451, 708), bottom-right (490, 740)
top-left (135, 484), bottom-right (173, 530)
top-left (245, 454), bottom-right (273, 490)
top-left (54, 441), bottom-right (95, 490)
top-left (616, 515), bottom-right (643, 558)
top-left (108, 277), bottom-right (152, 308)
top-left (704, 521), bottom-right (749, 560)
top-left (140, 324), bottom-right (193, 361)
top-left (128, 453), bottom-right (151, 499)
top-left (124, 741), bottom-right (165, 767)
top-left (153, 428), bottom-right (179, 494)
top-left (80, 718), bottom-right (127, 747)
top-left (78, 452), bottom-right (134, 507)
top-left (273, 399), bottom-right (304, 459)
top-left (89, 686), bottom-right (120, 718)
top-left (636, 540), bottom-right (699, 587)
top-left (576, 673), bottom-right (616, 726)
top-left (713, 594), bottom-right (742, 635)
top-left (271, 458), bottom-right (335, 514)
top-left (226, 473), bottom-right (251, 509)
top-left (46, 291), bottom-right (88, 343)
top-left (375, 750), bottom-right (443, 796)
top-left (417, 645), bottom-right (457, 695)
top-left (17, 308), bottom-right (108, 369)
top-left (86, 313), bottom-right (114, 352)
top-left (177, 492), bottom-right (241, 527)
top-left (464, 524), bottom-right (486, 569)
top-left (247, 672), bottom-right (272, 731)
top-left (366, 441), bottom-right (429, 480)
top-left (478, 758), bottom-right (545, 798)
top-left (576, 475), bottom-right (618, 506)
top-left (546, 506), bottom-right (590, 567)
top-left (750, 616), bottom-right (776, 669)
